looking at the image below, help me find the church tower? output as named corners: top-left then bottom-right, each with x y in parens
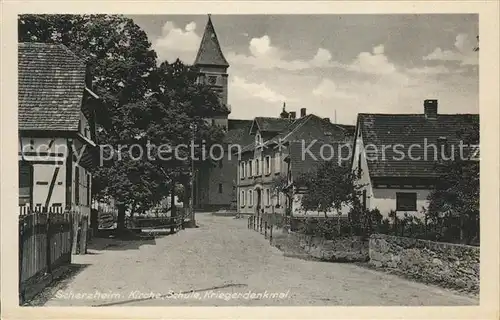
top-left (194, 15), bottom-right (230, 129)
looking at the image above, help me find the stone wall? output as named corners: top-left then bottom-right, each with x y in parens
top-left (369, 234), bottom-right (479, 293)
top-left (271, 230), bottom-right (369, 262)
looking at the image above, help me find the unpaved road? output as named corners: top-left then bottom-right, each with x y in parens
top-left (41, 213), bottom-right (478, 306)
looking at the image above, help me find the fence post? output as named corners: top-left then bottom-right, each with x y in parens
top-left (260, 217), bottom-right (263, 233)
top-left (18, 215), bottom-right (25, 304)
top-left (269, 223), bottom-right (273, 244)
top-left (264, 221), bottom-right (268, 238)
top-left (45, 207), bottom-right (52, 274)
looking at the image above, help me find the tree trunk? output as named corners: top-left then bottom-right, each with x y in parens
top-left (79, 217), bottom-right (88, 255)
top-left (459, 213), bottom-right (465, 244)
top-left (117, 205), bottom-right (126, 231)
top-left (182, 181), bottom-right (190, 229)
top-left (170, 185), bottom-right (176, 233)
top-left (337, 214), bottom-right (341, 236)
top-left (71, 212), bottom-right (80, 255)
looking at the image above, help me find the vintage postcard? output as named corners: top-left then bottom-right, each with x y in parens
top-left (1, 1), bottom-right (499, 319)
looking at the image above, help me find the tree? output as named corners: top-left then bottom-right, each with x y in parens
top-left (427, 116), bottom-right (479, 244)
top-left (18, 15), bottom-right (226, 231)
top-left (295, 161), bottom-right (364, 236)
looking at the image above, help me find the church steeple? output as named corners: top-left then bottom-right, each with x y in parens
top-left (194, 14), bottom-right (229, 67)
top-left (194, 14), bottom-right (230, 122)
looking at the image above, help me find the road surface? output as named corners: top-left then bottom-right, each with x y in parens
top-left (41, 213), bottom-right (477, 306)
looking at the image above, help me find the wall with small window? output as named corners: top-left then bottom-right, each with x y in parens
top-left (371, 187), bottom-right (430, 219)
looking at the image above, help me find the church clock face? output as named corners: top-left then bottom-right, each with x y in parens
top-left (208, 75), bottom-right (217, 85)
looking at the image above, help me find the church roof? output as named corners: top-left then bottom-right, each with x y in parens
top-left (194, 15), bottom-right (229, 67)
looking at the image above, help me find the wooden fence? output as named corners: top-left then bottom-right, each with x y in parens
top-left (247, 212), bottom-right (291, 243)
top-left (18, 206), bottom-right (74, 303)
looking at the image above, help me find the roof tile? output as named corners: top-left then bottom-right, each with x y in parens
top-left (358, 113), bottom-right (479, 178)
top-left (18, 42), bottom-right (87, 131)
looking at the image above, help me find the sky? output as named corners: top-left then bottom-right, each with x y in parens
top-left (129, 14), bottom-right (479, 125)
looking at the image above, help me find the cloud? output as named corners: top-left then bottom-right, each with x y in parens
top-left (348, 44), bottom-right (397, 75)
top-left (423, 33), bottom-right (478, 65)
top-left (312, 79), bottom-right (353, 100)
top-left (152, 21), bottom-right (201, 64)
top-left (226, 35), bottom-right (339, 71)
top-left (406, 65), bottom-right (453, 74)
top-left (231, 76), bottom-right (289, 103)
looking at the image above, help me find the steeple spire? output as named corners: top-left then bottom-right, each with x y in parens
top-left (194, 14), bottom-right (229, 67)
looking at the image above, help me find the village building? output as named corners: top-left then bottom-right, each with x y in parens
top-left (237, 108), bottom-right (355, 216)
top-left (18, 42), bottom-right (100, 217)
top-left (350, 99), bottom-right (479, 218)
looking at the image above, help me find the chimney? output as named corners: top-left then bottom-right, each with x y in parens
top-left (289, 111), bottom-right (296, 120)
top-left (300, 108), bottom-right (306, 118)
top-left (323, 117), bottom-right (330, 123)
top-left (424, 99), bottom-right (438, 119)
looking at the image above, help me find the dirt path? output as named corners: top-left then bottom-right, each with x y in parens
top-left (41, 213), bottom-right (478, 306)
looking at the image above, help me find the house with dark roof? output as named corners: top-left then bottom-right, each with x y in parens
top-left (351, 99), bottom-right (479, 218)
top-left (18, 42), bottom-right (100, 217)
top-left (236, 107), bottom-right (354, 216)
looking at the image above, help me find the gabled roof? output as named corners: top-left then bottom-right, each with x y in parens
top-left (249, 117), bottom-right (291, 134)
top-left (288, 140), bottom-right (353, 178)
top-left (266, 114), bottom-right (352, 147)
top-left (224, 119), bottom-right (254, 145)
top-left (357, 113), bottom-right (479, 178)
top-left (194, 15), bottom-right (229, 67)
top-left (240, 114), bottom-right (353, 154)
top-left (18, 42), bottom-right (87, 131)
top-left (228, 119), bottom-right (253, 131)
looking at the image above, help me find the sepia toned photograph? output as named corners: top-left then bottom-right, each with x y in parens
top-left (8, 10), bottom-right (486, 309)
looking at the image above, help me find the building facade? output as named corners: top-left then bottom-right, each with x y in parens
top-left (237, 109), bottom-right (355, 216)
top-left (18, 43), bottom-right (99, 218)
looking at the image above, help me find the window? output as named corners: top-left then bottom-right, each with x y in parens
top-left (276, 192), bottom-right (281, 207)
top-left (266, 189), bottom-right (271, 206)
top-left (75, 166), bottom-right (80, 205)
top-left (240, 190), bottom-right (245, 207)
top-left (396, 192), bottom-right (417, 211)
top-left (255, 158), bottom-right (260, 176)
top-left (274, 153), bottom-right (281, 173)
top-left (248, 160), bottom-right (253, 177)
top-left (218, 183), bottom-right (223, 194)
top-left (248, 190), bottom-right (253, 207)
top-left (362, 189), bottom-right (367, 210)
top-left (19, 163), bottom-right (32, 205)
top-left (255, 133), bottom-right (262, 147)
top-left (357, 153), bottom-right (362, 176)
top-left (241, 161), bottom-right (246, 179)
top-left (265, 156), bottom-right (271, 175)
top-left (208, 75), bottom-right (217, 85)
